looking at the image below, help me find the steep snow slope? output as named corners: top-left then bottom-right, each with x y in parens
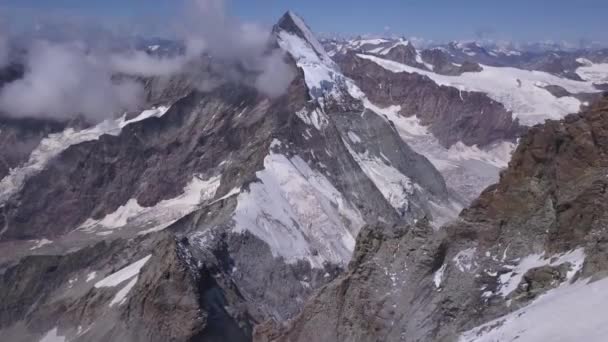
top-left (358, 53), bottom-right (599, 125)
top-left (232, 140), bottom-right (363, 267)
top-left (460, 277), bottom-right (608, 342)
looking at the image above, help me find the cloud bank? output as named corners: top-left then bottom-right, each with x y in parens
top-left (178, 0), bottom-right (294, 96)
top-left (0, 0), bottom-right (295, 122)
top-left (0, 41), bottom-right (143, 122)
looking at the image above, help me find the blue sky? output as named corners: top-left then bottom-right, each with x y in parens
top-left (2, 0), bottom-right (607, 43)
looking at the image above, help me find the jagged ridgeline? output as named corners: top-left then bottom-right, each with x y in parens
top-left (0, 10), bottom-right (607, 342)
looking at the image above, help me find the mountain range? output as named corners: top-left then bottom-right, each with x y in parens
top-left (0, 11), bottom-right (607, 342)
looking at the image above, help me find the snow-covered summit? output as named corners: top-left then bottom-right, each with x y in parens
top-left (274, 11), bottom-right (352, 106)
top-left (275, 11), bottom-right (336, 68)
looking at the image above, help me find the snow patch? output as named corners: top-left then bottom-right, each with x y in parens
top-left (109, 277), bottom-right (138, 306)
top-left (347, 131), bottom-right (362, 144)
top-left (415, 50), bottom-right (435, 70)
top-left (434, 263), bottom-right (447, 288)
top-left (95, 254), bottom-right (151, 288)
top-left (497, 248), bottom-right (586, 297)
top-left (453, 248), bottom-right (477, 272)
top-left (86, 271), bottom-right (97, 282)
top-left (30, 238), bottom-right (53, 250)
top-left (295, 108), bottom-right (329, 130)
top-left (79, 174), bottom-right (221, 235)
top-left (447, 141), bottom-right (515, 169)
top-left (350, 38), bottom-right (391, 48)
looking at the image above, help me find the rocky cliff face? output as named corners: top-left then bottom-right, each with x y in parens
top-left (264, 94), bottom-right (608, 342)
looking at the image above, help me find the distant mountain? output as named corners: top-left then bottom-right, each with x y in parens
top-left (325, 37), bottom-right (608, 82)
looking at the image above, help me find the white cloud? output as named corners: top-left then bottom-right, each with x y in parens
top-left (109, 51), bottom-right (187, 77)
top-left (0, 0), bottom-right (295, 122)
top-left (0, 41), bottom-right (143, 122)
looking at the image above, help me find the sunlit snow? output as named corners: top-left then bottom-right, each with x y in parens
top-left (233, 141), bottom-right (364, 268)
top-left (109, 277), bottom-right (138, 306)
top-left (460, 277), bottom-right (608, 342)
top-left (497, 248), bottom-right (585, 297)
top-left (79, 174), bottom-right (221, 235)
top-left (357, 54), bottom-right (599, 126)
top-left (576, 59), bottom-right (608, 84)
top-left (453, 247), bottom-right (478, 272)
top-left (29, 238), bottom-right (53, 250)
top-left (95, 254), bottom-right (151, 288)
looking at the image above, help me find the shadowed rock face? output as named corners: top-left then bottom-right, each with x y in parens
top-left (384, 45), bottom-right (483, 76)
top-left (0, 232), bottom-right (254, 342)
top-left (381, 44), bottom-right (427, 69)
top-left (263, 95), bottom-right (608, 342)
top-left (337, 52), bottom-right (524, 148)
top-left (527, 54), bottom-right (585, 81)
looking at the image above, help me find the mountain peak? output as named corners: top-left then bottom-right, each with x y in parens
top-left (275, 11), bottom-right (331, 64)
top-left (276, 11), bottom-right (307, 33)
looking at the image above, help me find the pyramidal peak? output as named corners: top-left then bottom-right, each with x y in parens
top-left (275, 11), bottom-right (336, 68)
top-left (273, 11), bottom-right (356, 108)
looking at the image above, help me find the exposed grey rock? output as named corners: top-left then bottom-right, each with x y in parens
top-left (263, 95), bottom-right (608, 342)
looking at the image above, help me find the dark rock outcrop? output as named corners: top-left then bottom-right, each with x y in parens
top-left (381, 44), bottom-right (428, 70)
top-left (0, 232), bottom-right (256, 342)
